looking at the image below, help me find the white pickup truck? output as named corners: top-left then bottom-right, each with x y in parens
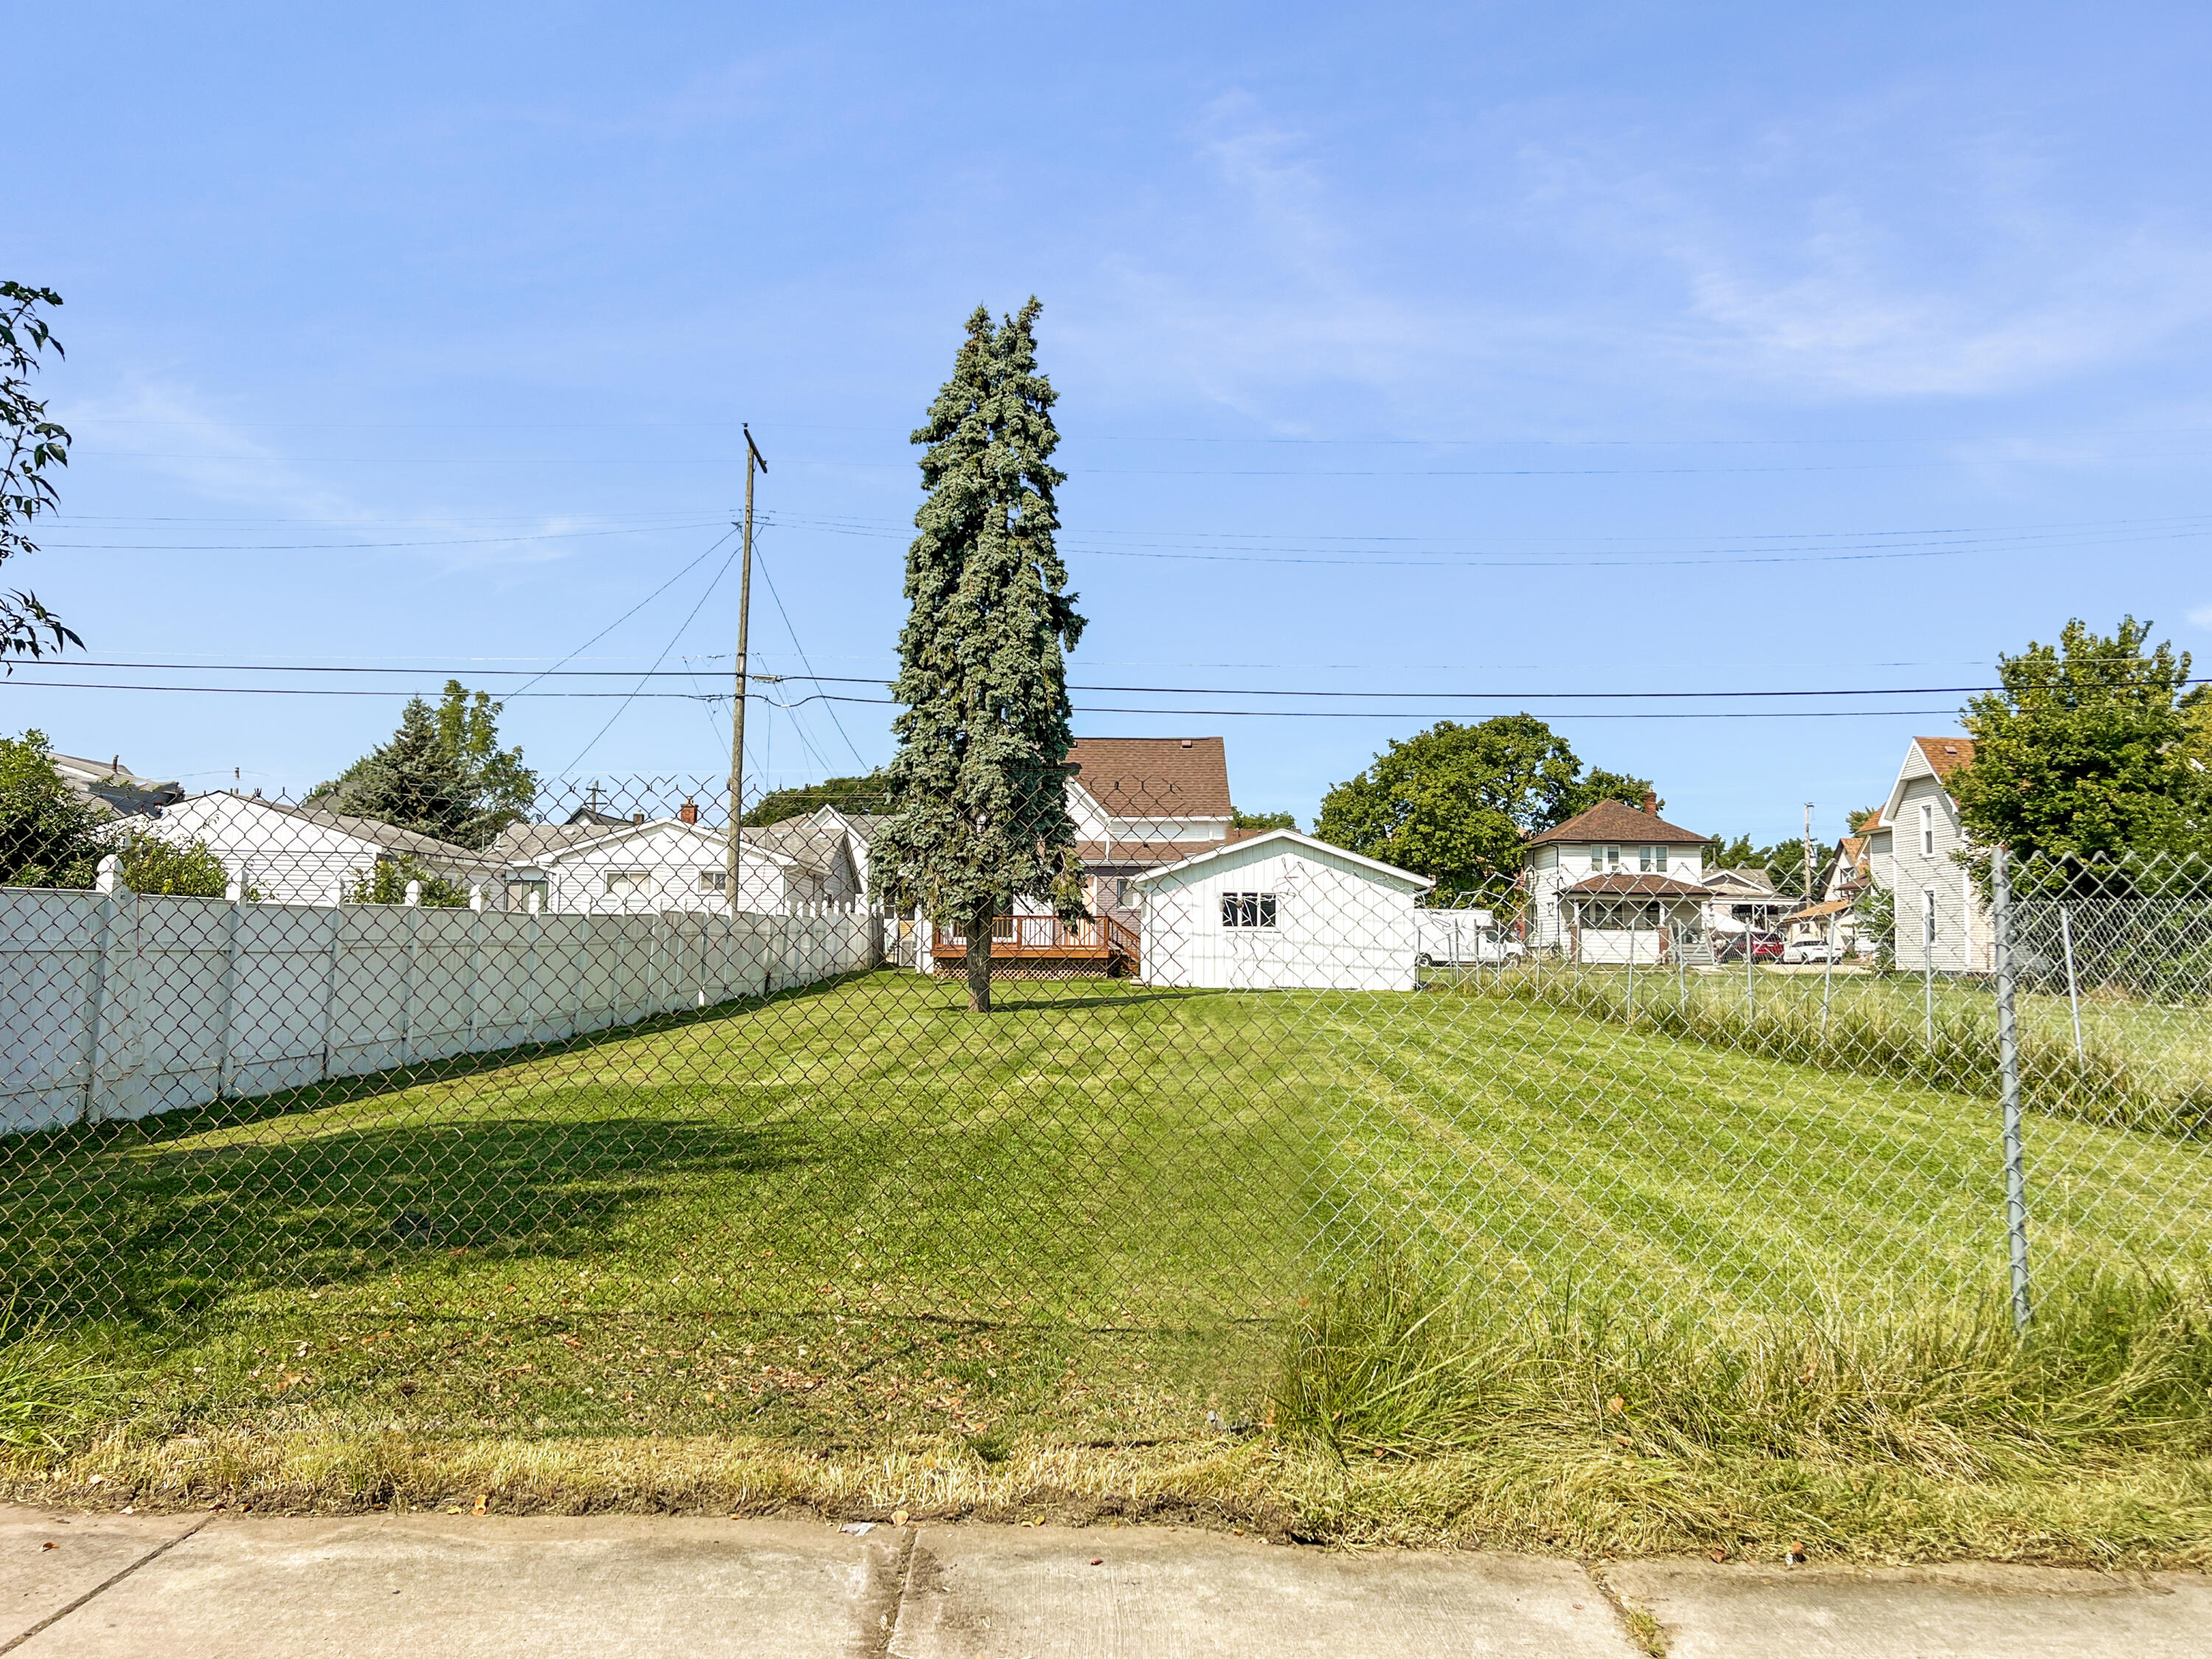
top-left (1415, 908), bottom-right (1526, 967)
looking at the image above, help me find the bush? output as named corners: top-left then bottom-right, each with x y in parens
top-left (112, 830), bottom-right (231, 897)
top-left (347, 854), bottom-right (471, 907)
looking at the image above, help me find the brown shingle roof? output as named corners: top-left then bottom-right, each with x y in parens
top-left (1076, 838), bottom-right (1227, 866)
top-left (1528, 798), bottom-right (1710, 848)
top-left (1562, 874), bottom-right (1712, 897)
top-left (1915, 736), bottom-right (1976, 779)
top-left (1066, 737), bottom-right (1231, 818)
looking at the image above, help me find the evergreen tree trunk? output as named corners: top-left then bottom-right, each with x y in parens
top-left (869, 299), bottom-right (1088, 1014)
top-left (967, 900), bottom-right (995, 1013)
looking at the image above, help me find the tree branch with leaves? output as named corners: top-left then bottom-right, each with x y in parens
top-left (0, 283), bottom-right (78, 662)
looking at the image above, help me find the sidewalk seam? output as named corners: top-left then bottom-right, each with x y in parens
top-left (1585, 1561), bottom-right (1668, 1658)
top-left (860, 1526), bottom-right (918, 1659)
top-left (1, 1513), bottom-right (217, 1657)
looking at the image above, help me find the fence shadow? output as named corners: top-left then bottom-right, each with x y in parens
top-left (2, 1099), bottom-right (818, 1326)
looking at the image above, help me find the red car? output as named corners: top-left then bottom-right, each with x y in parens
top-left (1714, 931), bottom-right (1787, 963)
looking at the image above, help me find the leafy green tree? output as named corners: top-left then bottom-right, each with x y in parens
top-left (1312, 715), bottom-right (1653, 903)
top-left (313, 681), bottom-right (535, 849)
top-left (872, 300), bottom-right (1087, 1012)
top-left (0, 284), bottom-right (79, 661)
top-left (1704, 834), bottom-right (1759, 872)
top-left (347, 854), bottom-right (470, 907)
top-left (431, 681), bottom-right (536, 843)
top-left (1953, 616), bottom-right (2197, 860)
top-left (0, 729), bottom-right (105, 886)
top-left (745, 770), bottom-right (891, 827)
top-left (114, 830), bottom-right (231, 897)
top-left (1231, 807), bottom-right (1298, 832)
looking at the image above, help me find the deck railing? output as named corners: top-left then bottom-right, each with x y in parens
top-left (933, 911), bottom-right (1140, 965)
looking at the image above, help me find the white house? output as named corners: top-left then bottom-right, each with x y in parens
top-left (499, 816), bottom-right (836, 916)
top-left (1523, 796), bottom-right (1715, 962)
top-left (1064, 737), bottom-right (1236, 911)
top-left (1130, 828), bottom-right (1431, 992)
top-left (1863, 736), bottom-right (1992, 973)
top-left (146, 793), bottom-right (505, 908)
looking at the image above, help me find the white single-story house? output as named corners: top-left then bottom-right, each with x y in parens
top-left (504, 816), bottom-right (835, 915)
top-left (146, 793), bottom-right (505, 907)
top-left (1700, 866), bottom-right (1798, 940)
top-left (1130, 828), bottom-right (1432, 992)
top-left (1862, 736), bottom-right (1992, 973)
top-left (1523, 796), bottom-right (1716, 961)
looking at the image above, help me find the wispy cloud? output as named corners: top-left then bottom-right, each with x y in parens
top-left (58, 384), bottom-right (608, 574)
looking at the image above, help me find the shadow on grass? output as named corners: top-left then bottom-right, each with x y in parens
top-left (2, 970), bottom-right (884, 1162)
top-left (3, 1102), bottom-right (819, 1328)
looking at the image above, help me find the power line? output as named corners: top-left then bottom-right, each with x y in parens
top-left (36, 658), bottom-right (2208, 700)
top-left (563, 533), bottom-right (748, 772)
top-left (752, 546), bottom-right (871, 773)
top-left (1, 676), bottom-right (1978, 718)
top-left (36, 522), bottom-right (726, 552)
top-left (507, 526), bottom-right (739, 698)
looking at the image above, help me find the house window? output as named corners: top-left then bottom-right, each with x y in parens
top-left (604, 869), bottom-right (653, 898)
top-left (1919, 802), bottom-right (1935, 858)
top-left (1221, 891), bottom-right (1279, 928)
top-left (698, 869), bottom-right (728, 894)
top-left (1921, 887), bottom-right (1937, 947)
top-left (1638, 845), bottom-right (1666, 872)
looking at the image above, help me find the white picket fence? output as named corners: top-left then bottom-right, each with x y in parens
top-left (0, 880), bottom-right (881, 1134)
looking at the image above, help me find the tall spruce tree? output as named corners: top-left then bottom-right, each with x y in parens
top-left (872, 299), bottom-right (1087, 1012)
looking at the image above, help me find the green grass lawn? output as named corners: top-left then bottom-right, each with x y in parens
top-left (6, 967), bottom-right (2212, 1557)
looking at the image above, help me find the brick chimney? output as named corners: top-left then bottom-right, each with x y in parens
top-left (632, 812), bottom-right (645, 825)
top-left (1642, 790), bottom-right (1658, 816)
top-left (678, 799), bottom-right (698, 824)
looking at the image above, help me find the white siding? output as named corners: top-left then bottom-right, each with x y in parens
top-left (1138, 842), bottom-right (1422, 992)
top-left (1883, 773), bottom-right (1989, 971)
top-left (147, 796), bottom-right (388, 908)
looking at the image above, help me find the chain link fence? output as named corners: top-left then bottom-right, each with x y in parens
top-left (2, 770), bottom-right (2208, 1383)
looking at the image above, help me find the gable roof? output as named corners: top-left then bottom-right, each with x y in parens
top-left (1914, 735), bottom-right (1976, 780)
top-left (52, 752), bottom-right (184, 816)
top-left (1703, 866), bottom-right (1781, 895)
top-left (520, 816), bottom-right (819, 874)
top-left (1882, 734), bottom-right (1978, 829)
top-left (196, 793), bottom-right (496, 866)
top-left (1127, 827), bottom-right (1432, 892)
top-left (1528, 798), bottom-right (1709, 848)
top-left (1065, 737), bottom-right (1231, 818)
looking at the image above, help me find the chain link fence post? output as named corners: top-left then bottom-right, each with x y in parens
top-left (1993, 844), bottom-right (2032, 1332)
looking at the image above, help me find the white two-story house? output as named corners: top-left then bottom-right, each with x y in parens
top-left (1862, 736), bottom-right (1992, 973)
top-left (1523, 795), bottom-right (1716, 963)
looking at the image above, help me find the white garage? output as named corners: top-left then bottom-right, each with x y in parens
top-left (1130, 829), bottom-right (1432, 992)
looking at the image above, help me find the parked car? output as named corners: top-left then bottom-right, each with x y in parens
top-left (1415, 908), bottom-right (1525, 967)
top-left (1714, 931), bottom-right (1786, 963)
top-left (1782, 938), bottom-right (1843, 964)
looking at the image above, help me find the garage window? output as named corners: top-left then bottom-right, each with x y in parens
top-left (1221, 891), bottom-right (1279, 928)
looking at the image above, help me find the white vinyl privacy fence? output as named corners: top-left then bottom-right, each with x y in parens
top-left (1, 880), bottom-right (880, 1133)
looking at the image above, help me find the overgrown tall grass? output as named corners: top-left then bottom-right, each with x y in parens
top-left (1274, 1256), bottom-right (2212, 1479)
top-left (0, 1307), bottom-right (99, 1451)
top-left (1453, 965), bottom-right (2212, 1137)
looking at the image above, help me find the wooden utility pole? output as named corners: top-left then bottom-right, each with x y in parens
top-left (723, 425), bottom-right (768, 901)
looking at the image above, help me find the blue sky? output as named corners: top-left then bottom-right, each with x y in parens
top-left (10, 1), bottom-right (2212, 843)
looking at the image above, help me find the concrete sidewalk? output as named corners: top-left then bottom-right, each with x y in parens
top-left (3, 1505), bottom-right (2206, 1658)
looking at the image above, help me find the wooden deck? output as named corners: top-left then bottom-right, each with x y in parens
top-left (931, 913), bottom-right (1141, 977)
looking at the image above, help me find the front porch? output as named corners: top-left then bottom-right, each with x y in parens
top-left (930, 912), bottom-right (1141, 978)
